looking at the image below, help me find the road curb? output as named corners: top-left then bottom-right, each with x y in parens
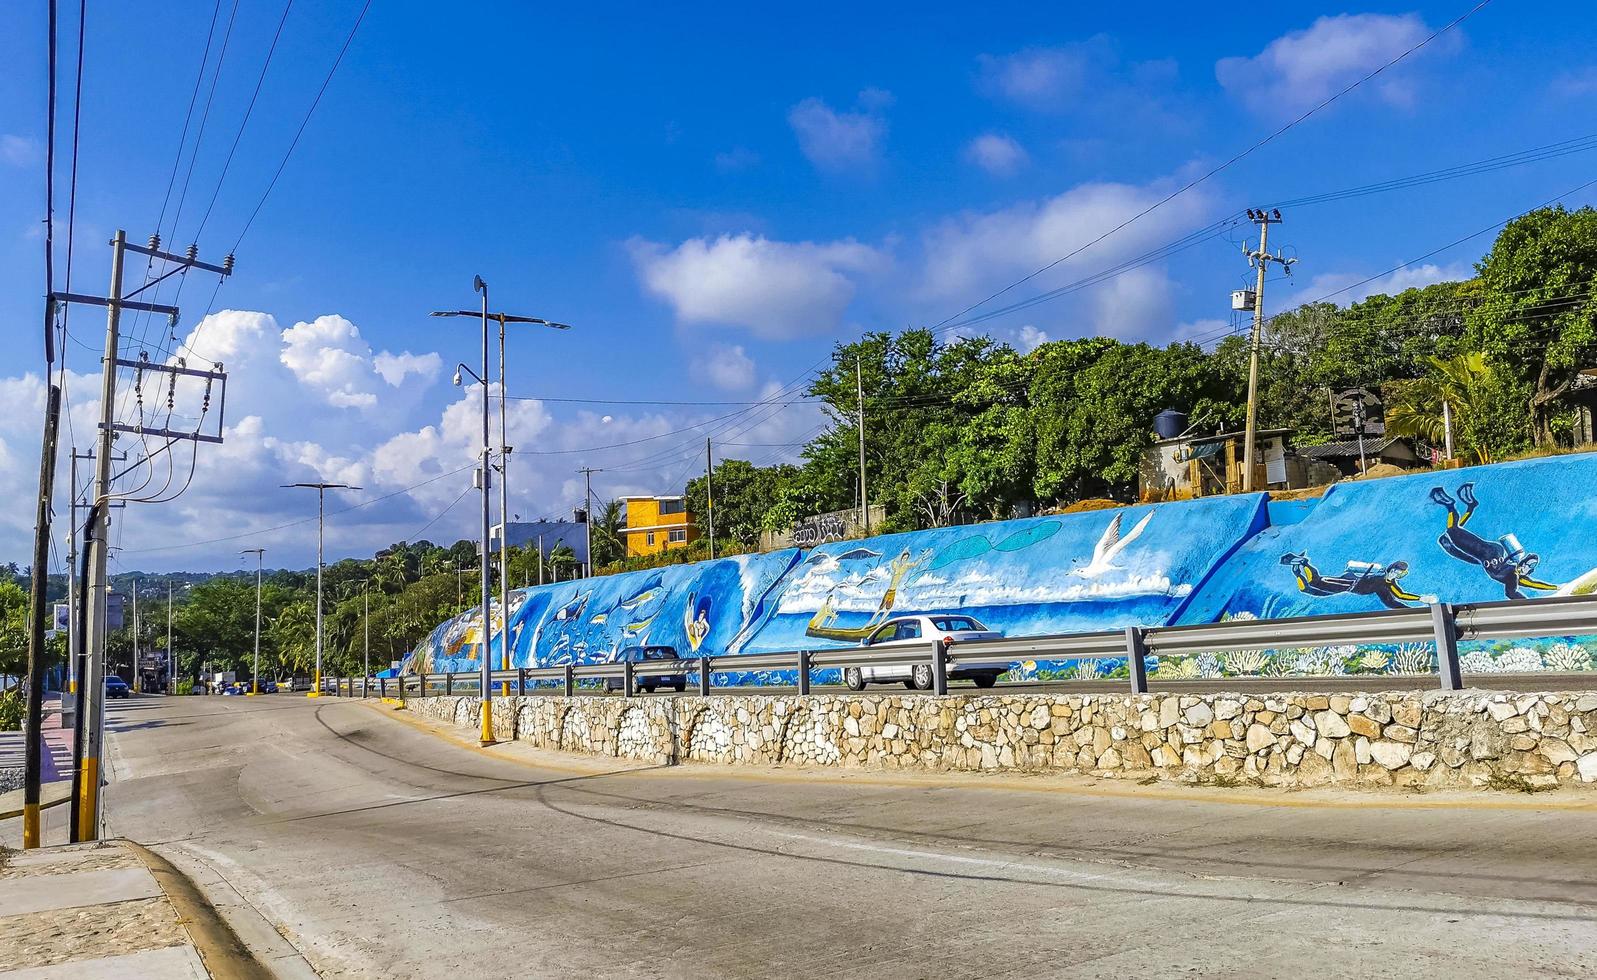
top-left (121, 839), bottom-right (276, 980)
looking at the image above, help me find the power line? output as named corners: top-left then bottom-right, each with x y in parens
top-left (152, 0), bottom-right (225, 243)
top-left (1189, 174), bottom-right (1597, 349)
top-left (925, 0), bottom-right (1495, 334)
top-left (192, 0), bottom-right (295, 242)
top-left (119, 461), bottom-right (475, 554)
top-left (230, 0), bottom-right (374, 254)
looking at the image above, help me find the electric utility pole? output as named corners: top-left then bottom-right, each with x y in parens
top-left (62, 230), bottom-right (232, 842)
top-left (20, 386), bottom-right (59, 849)
top-left (130, 578), bottom-right (138, 692)
top-left (242, 549), bottom-right (264, 695)
top-left (165, 581), bottom-right (173, 694)
top-left (578, 467), bottom-right (602, 576)
top-left (363, 580), bottom-right (370, 695)
top-left (282, 483), bottom-right (359, 697)
top-left (856, 356), bottom-right (869, 533)
top-left (705, 439), bottom-right (715, 560)
top-left (1240, 208), bottom-right (1296, 493)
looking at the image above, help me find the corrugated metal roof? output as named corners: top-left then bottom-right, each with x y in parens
top-left (1294, 437), bottom-right (1406, 459)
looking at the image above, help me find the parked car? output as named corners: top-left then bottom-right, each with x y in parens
top-left (843, 615), bottom-right (1007, 691)
top-left (221, 683), bottom-right (246, 696)
top-left (604, 645), bottom-right (688, 693)
top-left (105, 675), bottom-right (131, 699)
top-left (257, 678), bottom-right (278, 694)
top-left (283, 677), bottom-right (312, 692)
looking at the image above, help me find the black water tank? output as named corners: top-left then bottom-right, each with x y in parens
top-left (1153, 409), bottom-right (1187, 440)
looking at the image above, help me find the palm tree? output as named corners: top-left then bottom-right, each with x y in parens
top-left (590, 499), bottom-right (626, 567)
top-left (1386, 352), bottom-right (1497, 463)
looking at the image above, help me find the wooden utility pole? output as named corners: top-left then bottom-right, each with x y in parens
top-left (856, 357), bottom-right (869, 533)
top-left (1240, 208), bottom-right (1296, 492)
top-left (21, 385), bottom-right (60, 849)
top-left (705, 439), bottom-right (715, 559)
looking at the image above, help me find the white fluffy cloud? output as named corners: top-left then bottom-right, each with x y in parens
top-left (964, 133), bottom-right (1028, 176)
top-left (0, 306), bottom-right (835, 570)
top-left (918, 176), bottom-right (1209, 303)
top-left (1216, 13), bottom-right (1440, 115)
top-left (1, 134), bottom-right (41, 167)
top-left (630, 233), bottom-right (885, 339)
top-left (692, 344), bottom-right (756, 391)
top-left (788, 90), bottom-right (891, 171)
top-left (373, 350), bottom-right (443, 387)
top-left (280, 315), bottom-right (381, 408)
top-left (977, 44), bottom-right (1101, 108)
top-left (1282, 261), bottom-right (1472, 310)
top-left (1015, 325), bottom-right (1050, 352)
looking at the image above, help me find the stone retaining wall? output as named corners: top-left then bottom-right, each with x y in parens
top-left (405, 689), bottom-right (1597, 788)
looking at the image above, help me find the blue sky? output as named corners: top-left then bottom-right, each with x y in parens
top-left (2, 1), bottom-right (1595, 571)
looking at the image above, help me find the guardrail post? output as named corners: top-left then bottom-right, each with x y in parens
top-left (698, 658), bottom-right (711, 697)
top-left (931, 640), bottom-right (948, 695)
top-left (623, 660), bottom-right (636, 698)
top-left (518, 667), bottom-right (527, 695)
top-left (1124, 627), bottom-right (1149, 695)
top-left (796, 650), bottom-right (812, 695)
top-left (563, 664), bottom-right (574, 698)
top-left (1431, 602), bottom-right (1463, 691)
top-left (446, 673), bottom-right (454, 696)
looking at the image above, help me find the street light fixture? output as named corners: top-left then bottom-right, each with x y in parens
top-left (282, 482), bottom-right (361, 697)
top-left (431, 283), bottom-right (570, 744)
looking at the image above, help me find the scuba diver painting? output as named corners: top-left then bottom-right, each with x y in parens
top-left (1430, 483), bottom-right (1558, 600)
top-left (1280, 553), bottom-right (1425, 609)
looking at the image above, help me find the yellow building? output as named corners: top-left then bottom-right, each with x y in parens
top-left (624, 495), bottom-right (698, 557)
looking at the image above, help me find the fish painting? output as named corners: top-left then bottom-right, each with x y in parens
top-left (618, 574), bottom-right (665, 610)
top-left (553, 591), bottom-right (590, 622)
top-left (590, 613), bottom-right (609, 625)
top-left (622, 612), bottom-right (657, 637)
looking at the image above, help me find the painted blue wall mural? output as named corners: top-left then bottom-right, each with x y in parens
top-left (1177, 454), bottom-right (1597, 624)
top-left (403, 453), bottom-right (1597, 682)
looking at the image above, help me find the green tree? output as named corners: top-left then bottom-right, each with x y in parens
top-left (0, 580), bottom-right (30, 680)
top-left (589, 499), bottom-right (627, 567)
top-left (1470, 205), bottom-right (1597, 445)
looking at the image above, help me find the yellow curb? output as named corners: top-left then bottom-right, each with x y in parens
top-left (120, 840), bottom-right (273, 980)
top-left (349, 700), bottom-right (1597, 813)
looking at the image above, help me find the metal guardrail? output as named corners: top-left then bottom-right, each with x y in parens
top-left (323, 592), bottom-right (1597, 700)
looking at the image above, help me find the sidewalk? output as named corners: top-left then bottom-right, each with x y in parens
top-left (0, 841), bottom-right (213, 978)
top-left (0, 698), bottom-right (73, 790)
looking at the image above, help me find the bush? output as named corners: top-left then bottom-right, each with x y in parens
top-left (0, 687), bottom-right (22, 732)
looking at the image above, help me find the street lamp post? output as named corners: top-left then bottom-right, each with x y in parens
top-left (363, 580), bottom-right (370, 696)
top-left (431, 282), bottom-right (569, 746)
top-left (282, 482), bottom-right (360, 697)
top-left (242, 549), bottom-right (265, 695)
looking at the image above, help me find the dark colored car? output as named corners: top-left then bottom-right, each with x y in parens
top-left (605, 645), bottom-right (688, 693)
top-left (257, 679), bottom-right (279, 694)
top-left (105, 675), bottom-right (131, 699)
top-left (283, 677), bottom-right (312, 692)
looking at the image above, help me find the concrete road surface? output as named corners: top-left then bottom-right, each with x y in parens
top-left (100, 695), bottom-right (1597, 979)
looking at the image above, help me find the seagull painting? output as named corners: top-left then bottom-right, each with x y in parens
top-left (1072, 512), bottom-right (1154, 578)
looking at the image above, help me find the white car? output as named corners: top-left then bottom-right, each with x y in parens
top-left (843, 615), bottom-right (1007, 691)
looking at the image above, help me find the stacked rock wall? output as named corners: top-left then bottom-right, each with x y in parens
top-left (405, 689), bottom-right (1597, 789)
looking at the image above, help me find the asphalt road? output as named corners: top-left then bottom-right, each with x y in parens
top-left (98, 694), bottom-right (1597, 979)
